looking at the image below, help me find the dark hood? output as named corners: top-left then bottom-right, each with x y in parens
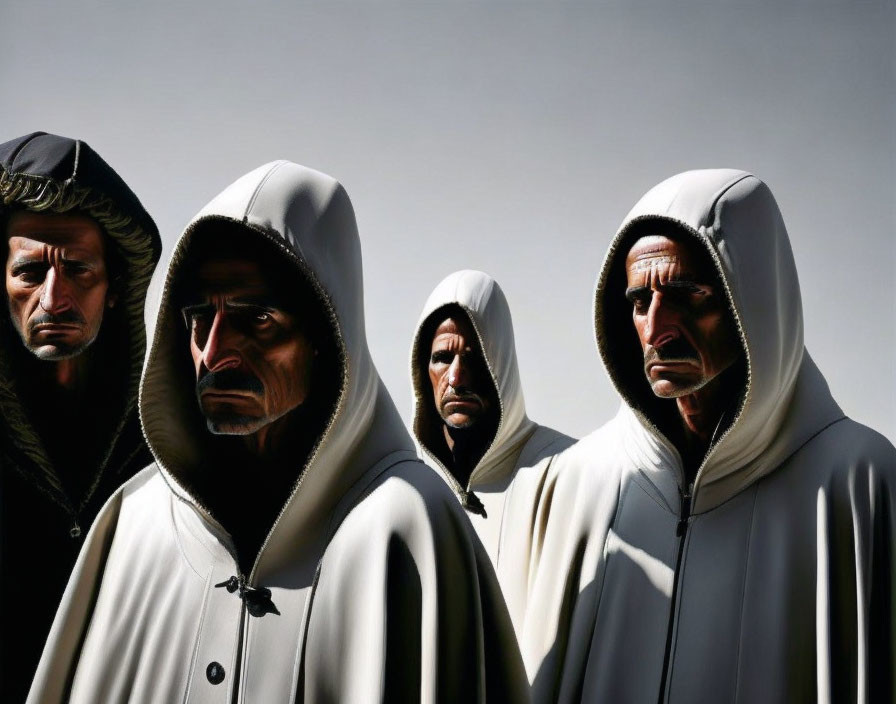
top-left (0, 132), bottom-right (162, 513)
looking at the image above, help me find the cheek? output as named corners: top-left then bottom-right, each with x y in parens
top-left (260, 342), bottom-right (314, 411)
top-left (429, 366), bottom-right (443, 395)
top-left (5, 279), bottom-right (33, 313)
top-left (694, 312), bottom-right (736, 367)
top-left (632, 316), bottom-right (649, 349)
top-left (79, 284), bottom-right (112, 327)
top-left (190, 338), bottom-right (204, 376)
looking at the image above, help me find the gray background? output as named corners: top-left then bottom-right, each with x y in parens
top-left (3, 1), bottom-right (894, 442)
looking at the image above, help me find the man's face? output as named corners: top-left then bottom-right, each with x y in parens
top-left (428, 315), bottom-right (494, 429)
top-left (624, 235), bottom-right (740, 398)
top-left (5, 210), bottom-right (112, 361)
top-left (182, 257), bottom-right (315, 435)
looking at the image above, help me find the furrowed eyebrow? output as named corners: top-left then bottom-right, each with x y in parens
top-left (624, 286), bottom-right (649, 302)
top-left (10, 257), bottom-right (47, 268)
top-left (224, 298), bottom-right (280, 312)
top-left (662, 279), bottom-right (707, 289)
top-left (625, 280), bottom-right (710, 301)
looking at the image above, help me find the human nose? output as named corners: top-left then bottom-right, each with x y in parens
top-left (200, 311), bottom-right (242, 371)
top-left (643, 293), bottom-right (680, 348)
top-left (39, 268), bottom-right (72, 314)
top-left (447, 355), bottom-right (468, 390)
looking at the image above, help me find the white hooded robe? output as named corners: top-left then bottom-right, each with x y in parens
top-left (410, 270), bottom-right (574, 633)
top-left (28, 162), bottom-right (529, 704)
top-left (522, 170), bottom-right (896, 703)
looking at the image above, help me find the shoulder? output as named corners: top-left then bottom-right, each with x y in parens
top-left (521, 424), bottom-right (577, 463)
top-left (362, 459), bottom-right (467, 524)
top-left (551, 420), bottom-right (627, 483)
top-left (331, 458), bottom-right (476, 555)
top-left (802, 417), bottom-right (896, 472)
top-left (118, 462), bottom-right (168, 504)
top-left (98, 463), bottom-right (174, 530)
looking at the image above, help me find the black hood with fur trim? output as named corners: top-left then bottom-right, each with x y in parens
top-left (0, 131), bottom-right (161, 701)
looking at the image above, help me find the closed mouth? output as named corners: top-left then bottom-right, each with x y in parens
top-left (201, 390), bottom-right (259, 401)
top-left (33, 323), bottom-right (81, 331)
top-left (443, 396), bottom-right (483, 411)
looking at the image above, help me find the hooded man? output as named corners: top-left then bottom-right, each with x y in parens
top-left (0, 132), bottom-right (161, 700)
top-left (28, 162), bottom-right (528, 703)
top-left (410, 270), bottom-right (574, 631)
top-left (522, 170), bottom-right (896, 703)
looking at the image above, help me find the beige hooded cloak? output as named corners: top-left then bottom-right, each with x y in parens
top-left (522, 170), bottom-right (896, 703)
top-left (410, 270), bottom-right (574, 632)
top-left (28, 162), bottom-right (528, 703)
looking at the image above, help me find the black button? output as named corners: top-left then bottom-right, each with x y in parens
top-left (206, 661), bottom-right (225, 684)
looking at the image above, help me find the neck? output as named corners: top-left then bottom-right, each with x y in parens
top-left (671, 369), bottom-right (739, 484)
top-left (51, 357), bottom-right (89, 390)
top-left (238, 404), bottom-right (325, 463)
top-left (20, 351), bottom-right (95, 396)
top-left (441, 421), bottom-right (494, 489)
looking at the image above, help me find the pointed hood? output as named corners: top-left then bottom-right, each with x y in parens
top-left (0, 131), bottom-right (161, 513)
top-left (140, 160), bottom-right (413, 577)
top-left (595, 169), bottom-right (844, 512)
top-left (410, 270), bottom-right (536, 490)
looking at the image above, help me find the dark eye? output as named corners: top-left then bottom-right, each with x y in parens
top-left (631, 295), bottom-right (650, 314)
top-left (66, 264), bottom-right (93, 278)
top-left (181, 306), bottom-right (212, 333)
top-left (19, 271), bottom-right (44, 285)
top-left (431, 350), bottom-right (453, 365)
top-left (12, 265), bottom-right (46, 285)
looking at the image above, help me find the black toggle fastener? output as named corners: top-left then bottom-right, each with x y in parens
top-left (214, 575), bottom-right (280, 617)
top-left (462, 491), bottom-right (488, 518)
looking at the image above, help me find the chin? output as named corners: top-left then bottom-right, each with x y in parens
top-left (205, 415), bottom-right (268, 435)
top-left (650, 376), bottom-right (709, 399)
top-left (29, 341), bottom-right (92, 361)
top-left (443, 414), bottom-right (480, 430)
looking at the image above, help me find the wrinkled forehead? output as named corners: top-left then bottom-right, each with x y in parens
top-left (179, 255), bottom-right (287, 305)
top-left (5, 209), bottom-right (106, 254)
top-left (431, 313), bottom-right (479, 349)
top-left (624, 234), bottom-right (717, 283)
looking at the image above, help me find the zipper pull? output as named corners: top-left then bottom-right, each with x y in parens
top-left (462, 491), bottom-right (487, 518)
top-left (676, 490), bottom-right (692, 537)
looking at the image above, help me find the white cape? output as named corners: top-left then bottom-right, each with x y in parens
top-left (29, 162), bottom-right (529, 703)
top-left (410, 270), bottom-right (574, 632)
top-left (522, 170), bottom-right (896, 703)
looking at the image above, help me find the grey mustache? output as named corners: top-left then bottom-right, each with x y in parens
top-left (29, 311), bottom-right (84, 327)
top-left (644, 340), bottom-right (699, 365)
top-left (197, 370), bottom-right (264, 395)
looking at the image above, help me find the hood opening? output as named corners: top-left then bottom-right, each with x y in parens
top-left (597, 216), bottom-right (748, 469)
top-left (148, 217), bottom-right (344, 566)
top-left (411, 303), bottom-right (500, 489)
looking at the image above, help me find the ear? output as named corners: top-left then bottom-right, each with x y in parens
top-left (107, 291), bottom-right (118, 309)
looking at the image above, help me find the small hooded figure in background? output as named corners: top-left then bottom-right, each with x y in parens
top-left (410, 270), bottom-right (574, 633)
top-left (0, 131), bottom-right (161, 700)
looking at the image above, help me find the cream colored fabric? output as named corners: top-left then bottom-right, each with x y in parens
top-left (410, 270), bottom-right (574, 631)
top-left (28, 162), bottom-right (529, 704)
top-left (522, 170), bottom-right (896, 703)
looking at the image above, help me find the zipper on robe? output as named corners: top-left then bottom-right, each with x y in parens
top-left (657, 484), bottom-right (692, 703)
